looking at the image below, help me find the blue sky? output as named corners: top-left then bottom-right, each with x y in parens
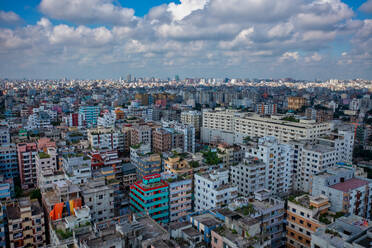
top-left (0, 0), bottom-right (372, 80)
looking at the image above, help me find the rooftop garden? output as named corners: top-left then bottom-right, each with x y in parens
top-left (281, 116), bottom-right (300, 123)
top-left (189, 160), bottom-right (200, 168)
top-left (55, 229), bottom-right (73, 240)
top-left (237, 204), bottom-right (256, 216)
top-left (202, 149), bottom-right (221, 165)
top-left (131, 143), bottom-right (141, 149)
top-left (38, 152), bottom-right (50, 159)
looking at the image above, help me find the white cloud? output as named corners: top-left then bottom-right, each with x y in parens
top-left (280, 52), bottom-right (299, 62)
top-left (305, 52), bottom-right (322, 62)
top-left (0, 10), bottom-right (22, 26)
top-left (39, 0), bottom-right (136, 25)
top-left (360, 0), bottom-right (372, 14)
top-left (167, 0), bottom-right (209, 21)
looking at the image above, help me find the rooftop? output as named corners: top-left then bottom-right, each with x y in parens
top-left (330, 178), bottom-right (369, 192)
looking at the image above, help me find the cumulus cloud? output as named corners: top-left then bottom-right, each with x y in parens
top-left (360, 0), bottom-right (372, 14)
top-left (0, 10), bottom-right (22, 26)
top-left (0, 0), bottom-right (371, 79)
top-left (39, 0), bottom-right (136, 25)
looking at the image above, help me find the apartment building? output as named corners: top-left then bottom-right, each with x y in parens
top-left (255, 103), bottom-right (277, 115)
top-left (0, 143), bottom-right (18, 180)
top-left (216, 143), bottom-right (243, 167)
top-left (36, 147), bottom-right (58, 191)
top-left (0, 203), bottom-right (5, 248)
top-left (287, 96), bottom-right (307, 110)
top-left (129, 173), bottom-right (169, 224)
top-left (152, 128), bottom-right (172, 153)
top-left (79, 105), bottom-right (100, 127)
top-left (244, 136), bottom-right (294, 195)
top-left (97, 110), bottom-right (116, 128)
top-left (17, 142), bottom-right (37, 189)
top-left (87, 128), bottom-right (119, 150)
top-left (311, 167), bottom-right (372, 219)
top-left (291, 140), bottom-right (338, 192)
top-left (181, 110), bottom-right (202, 136)
top-left (62, 153), bottom-right (92, 185)
top-left (81, 178), bottom-right (114, 222)
top-left (163, 155), bottom-right (193, 177)
top-left (131, 125), bottom-right (152, 147)
top-left (0, 125), bottom-right (10, 145)
top-left (286, 194), bottom-right (331, 248)
top-left (64, 113), bottom-right (85, 127)
top-left (6, 197), bottom-right (46, 248)
top-left (201, 109), bottom-right (331, 145)
top-left (130, 144), bottom-right (161, 179)
top-left (194, 169), bottom-right (238, 210)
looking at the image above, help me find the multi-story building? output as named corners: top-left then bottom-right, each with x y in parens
top-left (130, 144), bottom-right (161, 178)
top-left (286, 194), bottom-right (331, 248)
top-left (97, 110), bottom-right (116, 128)
top-left (87, 128), bottom-right (119, 150)
top-left (181, 110), bottom-right (202, 137)
top-left (129, 173), bottom-right (169, 224)
top-left (242, 136), bottom-right (294, 195)
top-left (173, 123), bottom-right (195, 153)
top-left (201, 109), bottom-right (331, 144)
top-left (81, 177), bottom-right (114, 222)
top-left (256, 103), bottom-right (277, 115)
top-left (131, 125), bottom-right (152, 147)
top-left (64, 113), bottom-right (85, 127)
top-left (305, 108), bottom-right (333, 123)
top-left (217, 143), bottom-right (243, 167)
top-left (0, 143), bottom-right (18, 180)
top-left (194, 169), bottom-right (238, 210)
top-left (79, 105), bottom-right (100, 127)
top-left (152, 128), bottom-right (172, 153)
top-left (0, 125), bottom-right (10, 145)
top-left (26, 111), bottom-right (52, 130)
top-left (164, 155), bottom-right (193, 177)
top-left (17, 142), bottom-right (37, 189)
top-left (287, 96), bottom-right (307, 110)
top-left (6, 197), bottom-right (46, 248)
top-left (62, 153), bottom-right (92, 185)
top-left (0, 176), bottom-right (13, 201)
top-left (0, 203), bottom-right (5, 248)
top-left (36, 147), bottom-right (58, 191)
top-left (291, 140), bottom-right (337, 192)
top-left (311, 167), bottom-right (372, 219)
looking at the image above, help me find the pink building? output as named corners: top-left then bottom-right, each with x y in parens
top-left (37, 137), bottom-right (56, 151)
top-left (17, 142), bottom-right (37, 189)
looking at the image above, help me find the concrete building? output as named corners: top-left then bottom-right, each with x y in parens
top-left (173, 123), bottom-right (195, 153)
top-left (181, 110), bottom-right (202, 136)
top-left (291, 140), bottom-right (338, 192)
top-left (311, 167), bottom-right (372, 219)
top-left (88, 128), bottom-right (119, 150)
top-left (194, 169), bottom-right (238, 210)
top-left (286, 194), bottom-right (331, 248)
top-left (17, 142), bottom-right (37, 189)
top-left (64, 113), bottom-right (85, 127)
top-left (0, 143), bottom-right (18, 180)
top-left (256, 103), bottom-right (277, 115)
top-left (244, 136), bottom-right (294, 195)
top-left (152, 128), bottom-right (172, 153)
top-left (25, 111), bottom-right (53, 130)
top-left (0, 203), bottom-right (5, 248)
top-left (97, 110), bottom-right (116, 128)
top-left (81, 178), bottom-right (114, 222)
top-left (79, 105), bottom-right (100, 127)
top-left (311, 214), bottom-right (372, 248)
top-left (130, 144), bottom-right (161, 179)
top-left (216, 143), bottom-right (243, 167)
top-left (62, 153), bottom-right (92, 185)
top-left (130, 173), bottom-right (169, 224)
top-left (288, 96), bottom-right (307, 110)
top-left (201, 109), bottom-right (331, 145)
top-left (0, 125), bottom-right (10, 145)
top-left (35, 146), bottom-right (58, 191)
top-left (6, 197), bottom-right (46, 248)
top-left (131, 125), bottom-right (152, 147)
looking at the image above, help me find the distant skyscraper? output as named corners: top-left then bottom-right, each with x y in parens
top-left (175, 75), bottom-right (180, 81)
top-left (127, 74), bottom-right (132, 82)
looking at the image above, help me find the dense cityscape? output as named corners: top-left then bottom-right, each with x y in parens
top-left (0, 76), bottom-right (371, 248)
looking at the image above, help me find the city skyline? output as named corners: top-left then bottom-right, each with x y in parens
top-left (0, 0), bottom-right (371, 80)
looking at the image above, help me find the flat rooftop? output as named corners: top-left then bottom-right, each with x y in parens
top-left (330, 178), bottom-right (369, 193)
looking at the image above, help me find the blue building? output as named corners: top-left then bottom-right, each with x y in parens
top-left (0, 126), bottom-right (10, 145)
top-left (0, 144), bottom-right (19, 180)
top-left (0, 176), bottom-right (14, 200)
top-left (79, 105), bottom-right (100, 127)
top-left (0, 203), bottom-right (5, 248)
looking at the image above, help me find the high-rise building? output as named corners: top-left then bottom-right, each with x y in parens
top-left (0, 125), bottom-right (10, 145)
top-left (181, 110), bottom-right (202, 137)
top-left (0, 203), bottom-right (5, 248)
top-left (201, 109), bottom-right (331, 145)
top-left (130, 174), bottom-right (169, 224)
top-left (152, 128), bottom-right (172, 153)
top-left (131, 125), bottom-right (152, 147)
top-left (0, 143), bottom-right (18, 180)
top-left (130, 145), bottom-right (161, 179)
top-left (6, 197), bottom-right (46, 247)
top-left (79, 105), bottom-right (100, 127)
top-left (88, 128), bottom-right (119, 150)
top-left (36, 147), bottom-right (58, 191)
top-left (17, 142), bottom-right (37, 189)
top-left (194, 169), bottom-right (238, 210)
top-left (287, 96), bottom-right (307, 110)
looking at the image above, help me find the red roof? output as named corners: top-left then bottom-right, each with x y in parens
top-left (330, 178), bottom-right (369, 192)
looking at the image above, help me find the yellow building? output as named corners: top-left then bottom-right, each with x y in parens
top-left (164, 155), bottom-right (193, 176)
top-left (288, 96), bottom-right (307, 110)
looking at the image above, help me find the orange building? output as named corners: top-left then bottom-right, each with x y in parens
top-left (286, 194), bottom-right (331, 248)
top-left (288, 96), bottom-right (307, 110)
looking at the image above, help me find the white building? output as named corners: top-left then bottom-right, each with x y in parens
top-left (36, 147), bottom-right (58, 191)
top-left (62, 153), bottom-right (92, 185)
top-left (194, 169), bottom-right (237, 210)
top-left (349, 98), bottom-right (361, 111)
top-left (181, 110), bottom-right (202, 134)
top-left (163, 121), bottom-right (195, 153)
top-left (97, 110), bottom-right (116, 128)
top-left (26, 111), bottom-right (53, 130)
top-left (238, 136), bottom-right (293, 196)
top-left (201, 109), bottom-right (331, 144)
top-left (87, 128), bottom-right (119, 150)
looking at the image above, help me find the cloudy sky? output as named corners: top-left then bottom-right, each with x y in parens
top-left (0, 0), bottom-right (372, 80)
